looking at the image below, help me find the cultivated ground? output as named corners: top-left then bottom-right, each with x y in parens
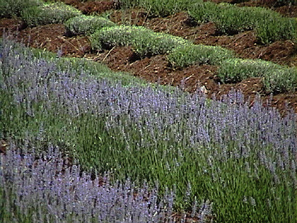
top-left (1, 0), bottom-right (297, 115)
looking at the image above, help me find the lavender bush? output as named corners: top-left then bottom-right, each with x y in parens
top-left (168, 43), bottom-right (234, 68)
top-left (64, 15), bottom-right (116, 36)
top-left (21, 2), bottom-right (81, 27)
top-left (0, 38), bottom-right (296, 222)
top-left (218, 58), bottom-right (297, 93)
top-left (0, 144), bottom-right (211, 223)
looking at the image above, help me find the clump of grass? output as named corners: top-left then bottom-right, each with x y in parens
top-left (64, 14), bottom-right (116, 36)
top-left (217, 58), bottom-right (297, 93)
top-left (168, 43), bottom-right (235, 68)
top-left (21, 2), bottom-right (81, 27)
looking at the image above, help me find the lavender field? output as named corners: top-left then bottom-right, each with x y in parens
top-left (0, 35), bottom-right (296, 222)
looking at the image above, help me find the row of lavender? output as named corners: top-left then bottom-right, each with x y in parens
top-left (0, 37), bottom-right (296, 222)
top-left (1, 144), bottom-right (212, 222)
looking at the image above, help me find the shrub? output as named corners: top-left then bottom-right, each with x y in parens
top-left (214, 5), bottom-right (255, 34)
top-left (64, 15), bottom-right (116, 36)
top-left (90, 25), bottom-right (188, 57)
top-left (255, 16), bottom-right (297, 44)
top-left (187, 1), bottom-right (220, 24)
top-left (168, 43), bottom-right (235, 68)
top-left (263, 67), bottom-right (297, 93)
top-left (90, 25), bottom-right (152, 50)
top-left (217, 58), bottom-right (279, 82)
top-left (0, 0), bottom-right (43, 18)
top-left (132, 32), bottom-right (188, 57)
top-left (21, 2), bottom-right (81, 27)
top-left (217, 58), bottom-right (297, 93)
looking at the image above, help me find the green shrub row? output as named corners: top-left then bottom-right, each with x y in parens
top-left (21, 2), bottom-right (81, 27)
top-left (89, 24), bottom-right (296, 93)
top-left (167, 43), bottom-right (235, 68)
top-left (217, 58), bottom-right (297, 93)
top-left (90, 25), bottom-right (187, 57)
top-left (64, 14), bottom-right (116, 36)
top-left (188, 2), bottom-right (297, 44)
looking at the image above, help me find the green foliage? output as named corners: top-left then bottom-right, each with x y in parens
top-left (132, 32), bottom-right (188, 57)
top-left (217, 58), bottom-right (297, 93)
top-left (64, 15), bottom-right (116, 36)
top-left (138, 0), bottom-right (198, 17)
top-left (187, 1), bottom-right (220, 24)
top-left (90, 25), bottom-right (187, 57)
top-left (214, 5), bottom-right (255, 34)
top-left (218, 58), bottom-right (278, 82)
top-left (168, 43), bottom-right (235, 68)
top-left (21, 2), bottom-right (81, 27)
top-left (0, 0), bottom-right (43, 18)
top-left (262, 67), bottom-right (297, 93)
top-left (90, 25), bottom-right (151, 50)
top-left (255, 16), bottom-right (297, 44)
top-left (188, 1), bottom-right (297, 44)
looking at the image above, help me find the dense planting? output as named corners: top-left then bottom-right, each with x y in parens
top-left (1, 38), bottom-right (296, 222)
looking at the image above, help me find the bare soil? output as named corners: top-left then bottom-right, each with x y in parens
top-left (1, 0), bottom-right (297, 116)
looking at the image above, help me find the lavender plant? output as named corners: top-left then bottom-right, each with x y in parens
top-left (64, 15), bottom-right (116, 36)
top-left (132, 32), bottom-right (187, 57)
top-left (90, 25), bottom-right (187, 57)
top-left (90, 25), bottom-right (152, 50)
top-left (1, 38), bottom-right (296, 222)
top-left (0, 144), bottom-right (211, 223)
top-left (21, 2), bottom-right (81, 27)
top-left (188, 1), bottom-right (297, 44)
top-left (168, 43), bottom-right (234, 68)
top-left (187, 1), bottom-right (221, 25)
top-left (217, 58), bottom-right (297, 93)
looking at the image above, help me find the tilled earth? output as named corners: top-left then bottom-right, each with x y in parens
top-left (1, 0), bottom-right (297, 115)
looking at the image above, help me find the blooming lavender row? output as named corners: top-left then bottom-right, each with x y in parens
top-left (1, 38), bottom-right (296, 166)
top-left (1, 38), bottom-right (296, 221)
top-left (0, 143), bottom-right (212, 223)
